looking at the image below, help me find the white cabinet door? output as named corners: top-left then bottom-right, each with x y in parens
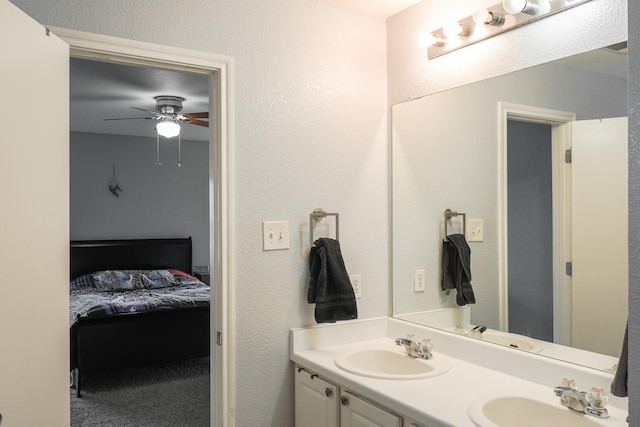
top-left (295, 367), bottom-right (339, 427)
top-left (0, 1), bottom-right (69, 425)
top-left (340, 391), bottom-right (402, 427)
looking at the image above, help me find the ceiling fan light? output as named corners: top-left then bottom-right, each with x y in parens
top-left (157, 119), bottom-right (181, 138)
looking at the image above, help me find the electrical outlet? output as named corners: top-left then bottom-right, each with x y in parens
top-left (414, 268), bottom-right (425, 292)
top-left (349, 274), bottom-right (362, 298)
top-left (193, 265), bottom-right (209, 274)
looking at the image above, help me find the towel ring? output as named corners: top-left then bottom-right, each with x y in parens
top-left (310, 208), bottom-right (340, 247)
top-left (444, 209), bottom-right (466, 242)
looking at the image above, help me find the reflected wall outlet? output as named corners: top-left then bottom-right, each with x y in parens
top-left (263, 221), bottom-right (290, 250)
top-left (194, 265), bottom-right (209, 274)
top-left (349, 274), bottom-right (362, 298)
top-left (414, 268), bottom-right (425, 292)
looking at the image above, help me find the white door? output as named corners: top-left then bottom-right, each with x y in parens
top-left (570, 117), bottom-right (628, 356)
top-left (0, 1), bottom-right (69, 425)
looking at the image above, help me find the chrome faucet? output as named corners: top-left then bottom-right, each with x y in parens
top-left (554, 381), bottom-right (609, 418)
top-left (394, 335), bottom-right (433, 360)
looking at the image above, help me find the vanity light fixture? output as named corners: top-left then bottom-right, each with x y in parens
top-left (424, 0), bottom-right (591, 60)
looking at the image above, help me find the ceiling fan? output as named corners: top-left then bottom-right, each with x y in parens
top-left (105, 95), bottom-right (209, 131)
top-left (105, 95), bottom-right (209, 167)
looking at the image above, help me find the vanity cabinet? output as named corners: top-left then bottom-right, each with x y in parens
top-left (295, 367), bottom-right (339, 427)
top-left (295, 366), bottom-right (403, 427)
top-left (339, 390), bottom-right (401, 427)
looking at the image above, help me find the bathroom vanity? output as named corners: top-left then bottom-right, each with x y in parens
top-left (291, 318), bottom-right (628, 427)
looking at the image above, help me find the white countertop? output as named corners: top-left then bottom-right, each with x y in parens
top-left (290, 317), bottom-right (628, 427)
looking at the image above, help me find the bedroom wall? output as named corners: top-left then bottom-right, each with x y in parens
top-left (9, 1), bottom-right (389, 426)
top-left (70, 131), bottom-right (210, 270)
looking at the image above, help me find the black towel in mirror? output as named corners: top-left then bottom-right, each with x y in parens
top-left (308, 238), bottom-right (357, 323)
top-left (442, 233), bottom-right (476, 306)
top-left (611, 322), bottom-right (628, 397)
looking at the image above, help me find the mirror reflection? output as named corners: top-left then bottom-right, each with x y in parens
top-left (392, 43), bottom-right (628, 371)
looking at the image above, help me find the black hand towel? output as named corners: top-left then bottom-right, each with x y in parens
top-left (308, 238), bottom-right (357, 323)
top-left (442, 233), bottom-right (476, 306)
top-left (611, 322), bottom-right (628, 397)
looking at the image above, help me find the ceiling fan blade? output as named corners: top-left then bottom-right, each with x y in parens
top-left (187, 119), bottom-right (209, 127)
top-left (130, 106), bottom-right (162, 116)
top-left (183, 112), bottom-right (209, 119)
top-left (104, 117), bottom-right (155, 121)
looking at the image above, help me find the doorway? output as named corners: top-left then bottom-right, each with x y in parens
top-left (55, 27), bottom-right (235, 427)
top-left (506, 119), bottom-right (554, 342)
top-left (498, 102), bottom-right (575, 345)
top-left (69, 57), bottom-right (212, 424)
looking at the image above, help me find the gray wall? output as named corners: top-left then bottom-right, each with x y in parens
top-left (507, 120), bottom-right (553, 341)
top-left (70, 131), bottom-right (210, 270)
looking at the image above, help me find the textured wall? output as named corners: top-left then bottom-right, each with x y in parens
top-left (70, 132), bottom-right (210, 269)
top-left (9, 1), bottom-right (389, 426)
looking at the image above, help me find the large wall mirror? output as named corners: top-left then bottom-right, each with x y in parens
top-left (392, 42), bottom-right (628, 371)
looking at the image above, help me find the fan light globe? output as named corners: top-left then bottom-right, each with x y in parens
top-left (157, 120), bottom-right (181, 138)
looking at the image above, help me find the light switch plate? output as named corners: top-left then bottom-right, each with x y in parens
top-left (263, 221), bottom-right (290, 250)
top-left (468, 219), bottom-right (484, 242)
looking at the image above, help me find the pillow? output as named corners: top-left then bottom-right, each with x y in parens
top-left (70, 273), bottom-right (95, 291)
top-left (92, 270), bottom-right (138, 291)
top-left (141, 269), bottom-right (177, 289)
top-left (169, 269), bottom-right (206, 285)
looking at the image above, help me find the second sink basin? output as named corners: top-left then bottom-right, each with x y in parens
top-left (334, 343), bottom-right (452, 380)
top-left (479, 330), bottom-right (543, 353)
top-left (468, 394), bottom-right (608, 427)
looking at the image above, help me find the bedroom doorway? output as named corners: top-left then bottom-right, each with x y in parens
top-left (57, 28), bottom-right (235, 427)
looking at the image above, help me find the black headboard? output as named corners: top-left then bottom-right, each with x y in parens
top-left (70, 237), bottom-right (192, 280)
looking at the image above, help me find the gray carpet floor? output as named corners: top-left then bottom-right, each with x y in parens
top-left (70, 358), bottom-right (210, 427)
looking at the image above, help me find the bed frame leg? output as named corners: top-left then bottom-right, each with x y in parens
top-left (75, 368), bottom-right (81, 398)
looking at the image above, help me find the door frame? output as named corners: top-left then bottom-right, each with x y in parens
top-left (51, 27), bottom-right (236, 427)
top-left (497, 102), bottom-right (575, 345)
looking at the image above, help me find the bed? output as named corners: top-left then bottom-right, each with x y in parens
top-left (69, 237), bottom-right (210, 398)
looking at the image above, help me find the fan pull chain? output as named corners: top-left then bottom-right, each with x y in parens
top-left (178, 133), bottom-right (182, 167)
top-left (155, 132), bottom-right (162, 166)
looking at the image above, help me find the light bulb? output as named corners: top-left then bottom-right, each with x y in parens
top-left (156, 119), bottom-right (181, 138)
top-left (503, 0), bottom-right (550, 15)
top-left (474, 8), bottom-right (506, 26)
top-left (443, 22), bottom-right (470, 38)
top-left (418, 32), bottom-right (445, 48)
top-left (473, 8), bottom-right (491, 24)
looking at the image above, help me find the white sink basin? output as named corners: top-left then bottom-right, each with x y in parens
top-left (334, 346), bottom-right (451, 380)
top-left (479, 330), bottom-right (543, 353)
top-left (468, 395), bottom-right (607, 427)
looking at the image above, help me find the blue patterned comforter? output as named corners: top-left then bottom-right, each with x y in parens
top-left (69, 270), bottom-right (210, 327)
